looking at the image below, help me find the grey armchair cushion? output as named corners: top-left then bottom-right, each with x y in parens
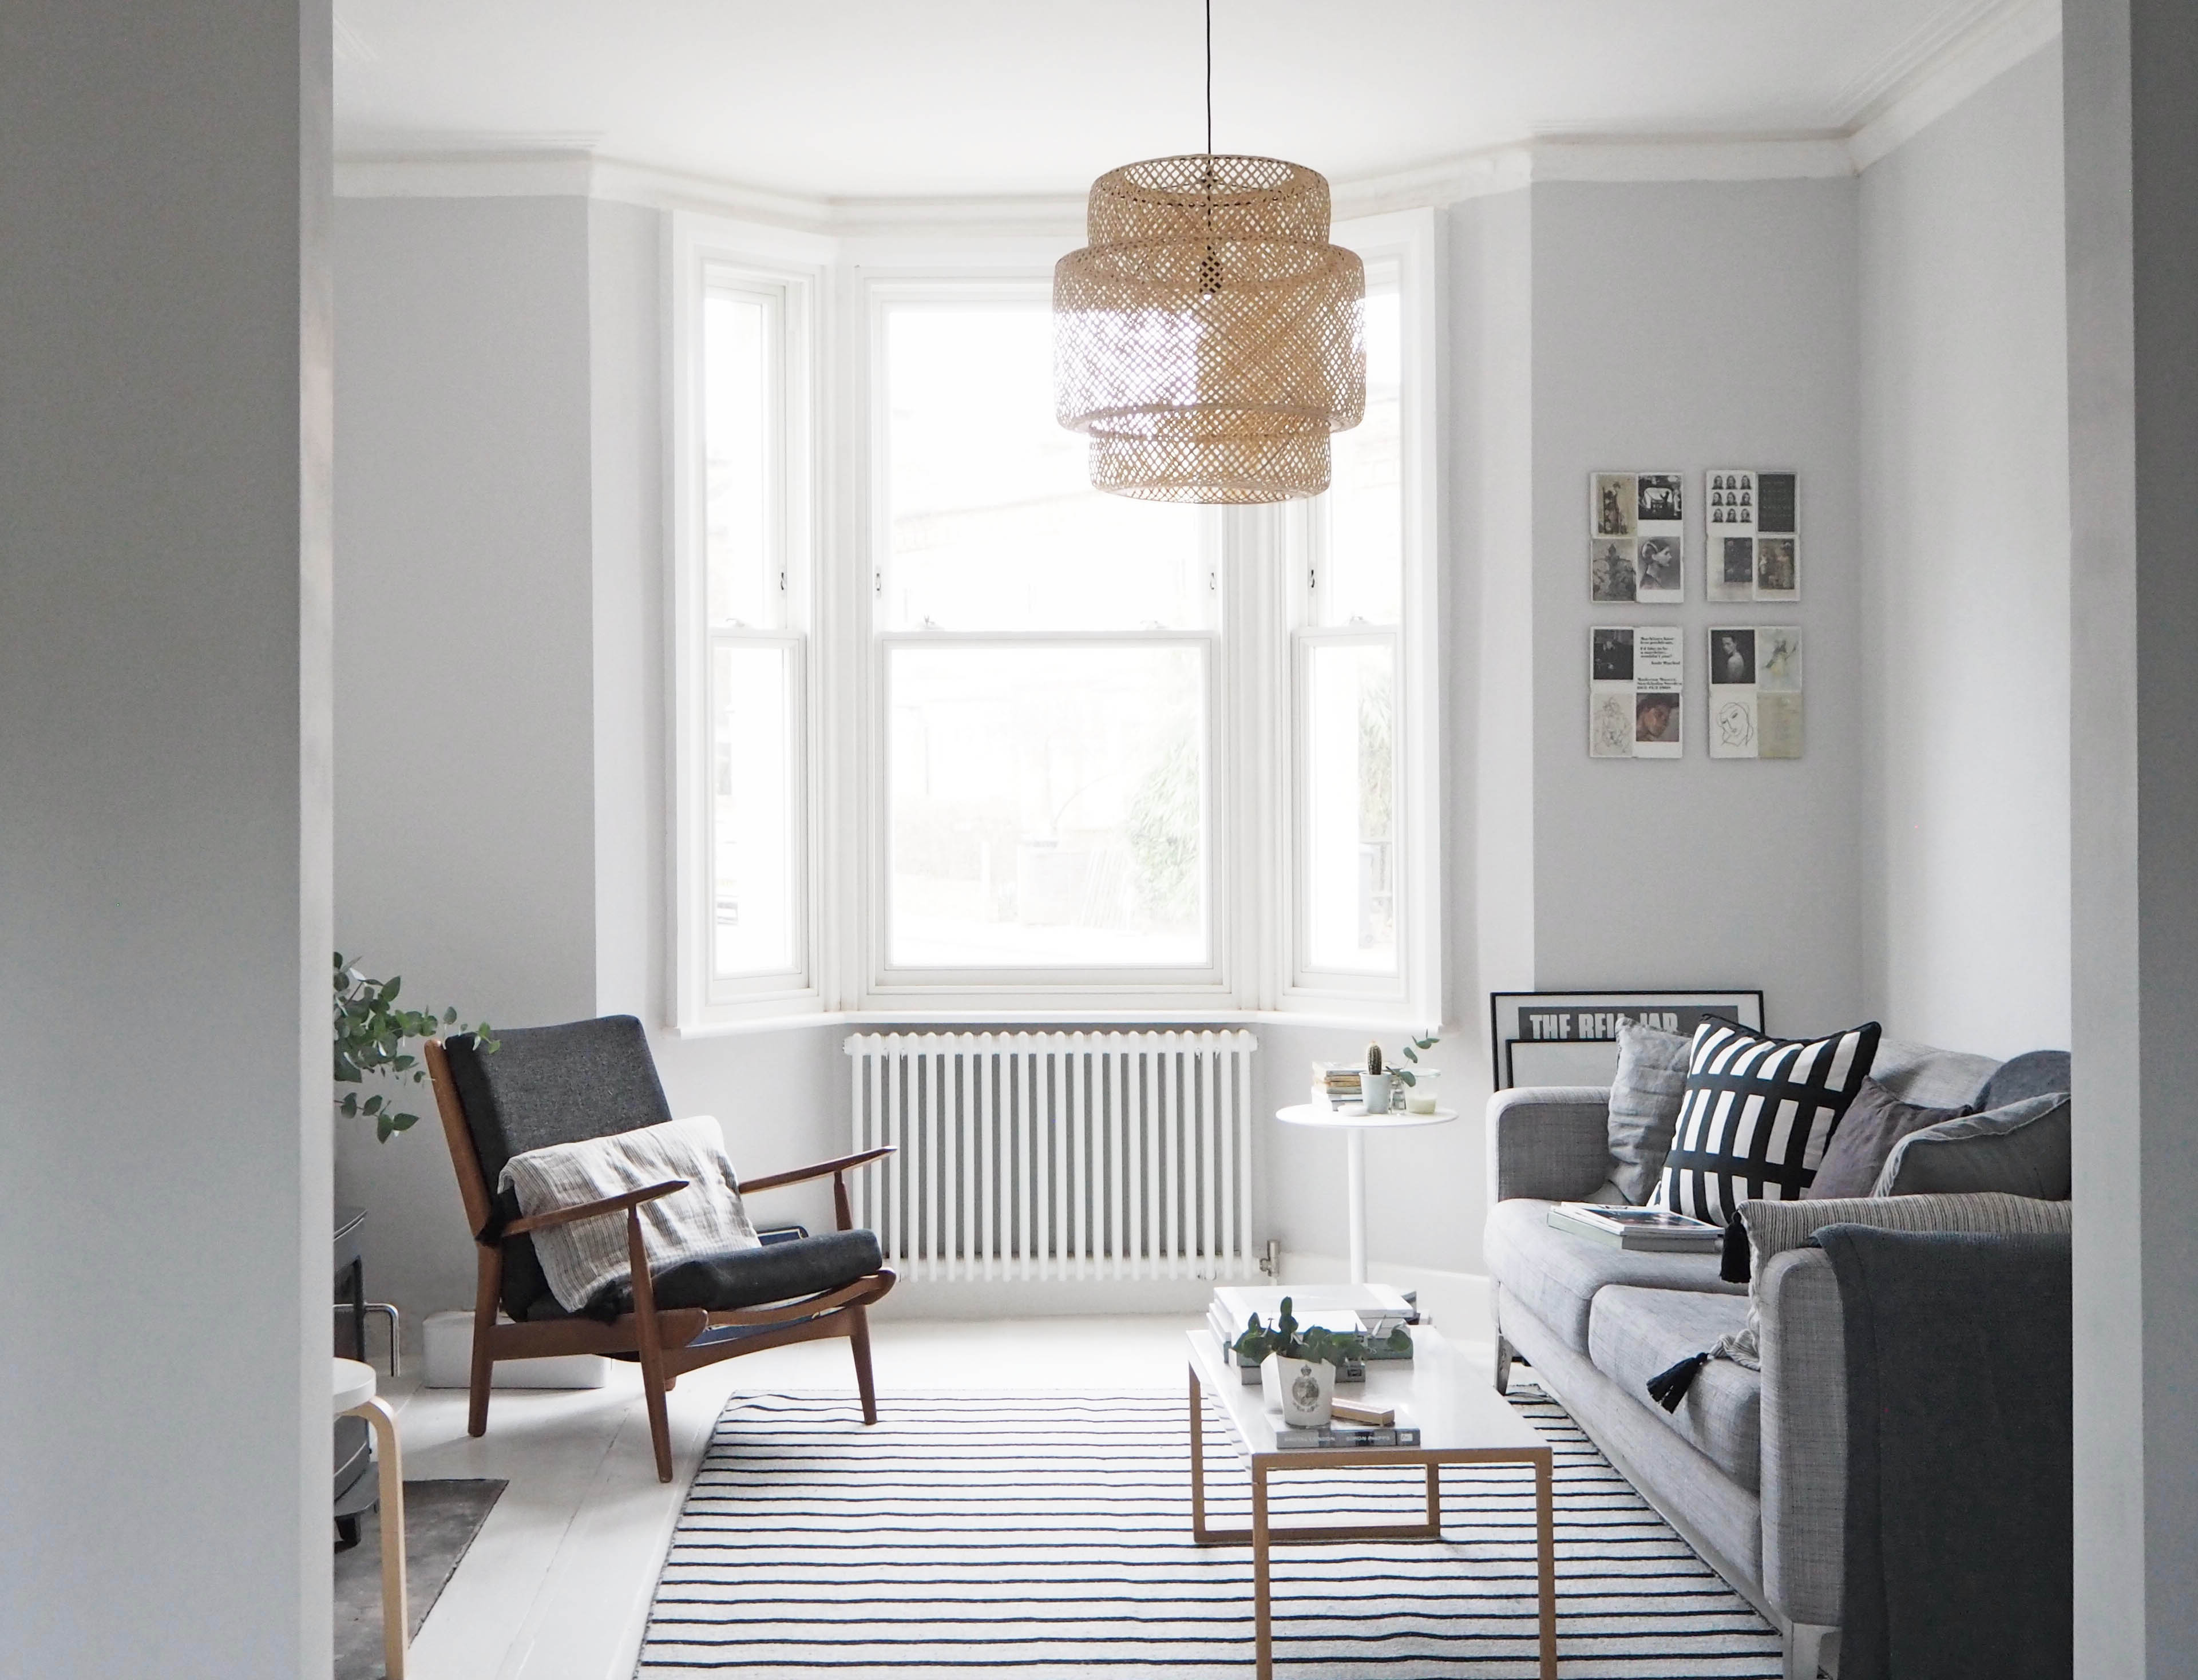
top-left (1805, 1079), bottom-right (1969, 1200)
top-left (444, 1015), bottom-right (674, 1186)
top-left (443, 1016), bottom-right (678, 1320)
top-left (1875, 1092), bottom-right (2072, 1199)
top-left (1605, 1019), bottom-right (1693, 1203)
top-left (582, 1229), bottom-right (885, 1322)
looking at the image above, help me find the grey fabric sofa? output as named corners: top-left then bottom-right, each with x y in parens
top-left (1482, 1037), bottom-right (2068, 1680)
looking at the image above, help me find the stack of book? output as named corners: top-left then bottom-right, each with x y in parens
top-left (1206, 1283), bottom-right (1417, 1385)
top-left (1276, 1423), bottom-right (1423, 1450)
top-left (1309, 1060), bottom-right (1369, 1109)
top-left (1545, 1202), bottom-right (1724, 1251)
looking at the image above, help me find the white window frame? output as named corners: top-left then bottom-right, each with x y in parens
top-left (668, 213), bottom-right (833, 1028)
top-left (667, 211), bottom-right (1440, 1032)
top-left (854, 272), bottom-right (1234, 1015)
top-left (1277, 212), bottom-right (1442, 1022)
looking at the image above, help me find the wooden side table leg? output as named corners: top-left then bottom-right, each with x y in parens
top-left (1534, 1448), bottom-right (1557, 1680)
top-left (356, 1396), bottom-right (408, 1680)
top-left (1252, 1461), bottom-right (1272, 1680)
top-left (1425, 1461), bottom-right (1441, 1531)
top-left (1187, 1366), bottom-right (1210, 1542)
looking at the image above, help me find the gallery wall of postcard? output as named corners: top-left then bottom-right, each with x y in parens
top-left (1585, 467), bottom-right (1805, 760)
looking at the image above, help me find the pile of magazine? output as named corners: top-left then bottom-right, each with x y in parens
top-left (1205, 1283), bottom-right (1416, 1385)
top-left (1545, 1202), bottom-right (1723, 1251)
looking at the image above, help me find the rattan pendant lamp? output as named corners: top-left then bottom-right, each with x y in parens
top-left (1052, 0), bottom-right (1365, 503)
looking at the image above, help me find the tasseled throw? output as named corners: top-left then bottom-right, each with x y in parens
top-left (1721, 1214), bottom-right (1752, 1283)
top-left (1646, 1351), bottom-right (1712, 1412)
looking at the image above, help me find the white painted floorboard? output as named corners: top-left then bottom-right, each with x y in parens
top-left (377, 1316), bottom-right (1205, 1680)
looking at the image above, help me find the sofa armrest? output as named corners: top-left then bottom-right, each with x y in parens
top-left (1485, 1086), bottom-right (1615, 1204)
top-left (1759, 1246), bottom-right (1848, 1629)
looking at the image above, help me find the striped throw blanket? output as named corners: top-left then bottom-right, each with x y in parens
top-left (498, 1115), bottom-right (759, 1314)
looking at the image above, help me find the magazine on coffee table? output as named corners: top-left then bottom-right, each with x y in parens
top-left (1547, 1203), bottom-right (1724, 1251)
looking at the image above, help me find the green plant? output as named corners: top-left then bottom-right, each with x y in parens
top-left (333, 952), bottom-right (496, 1141)
top-left (1231, 1295), bottom-right (1412, 1369)
top-left (1379, 1031), bottom-right (1441, 1088)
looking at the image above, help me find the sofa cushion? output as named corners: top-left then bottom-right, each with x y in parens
top-left (1981, 1049), bottom-right (2072, 1111)
top-left (1484, 1199), bottom-right (1742, 1354)
top-left (1652, 1018), bottom-right (1882, 1224)
top-left (1870, 1036), bottom-right (2001, 1110)
top-left (1805, 1079), bottom-right (1970, 1200)
top-left (1876, 1092), bottom-right (2072, 1199)
top-left (1605, 1019), bottom-right (1693, 1203)
top-left (1589, 1285), bottom-right (1761, 1492)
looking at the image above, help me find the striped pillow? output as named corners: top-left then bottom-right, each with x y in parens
top-left (1650, 1018), bottom-right (1882, 1225)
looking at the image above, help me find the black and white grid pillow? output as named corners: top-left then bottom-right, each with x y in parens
top-left (1650, 1018), bottom-right (1882, 1226)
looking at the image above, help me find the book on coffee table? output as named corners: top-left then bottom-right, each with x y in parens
top-left (1274, 1424), bottom-right (1423, 1450)
top-left (1546, 1203), bottom-right (1723, 1251)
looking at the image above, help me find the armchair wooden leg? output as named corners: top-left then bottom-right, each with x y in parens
top-left (847, 1303), bottom-right (878, 1425)
top-left (468, 1247), bottom-right (501, 1439)
top-left (628, 1207), bottom-right (675, 1484)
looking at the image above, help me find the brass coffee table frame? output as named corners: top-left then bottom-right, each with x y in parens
top-left (1188, 1364), bottom-right (1559, 1680)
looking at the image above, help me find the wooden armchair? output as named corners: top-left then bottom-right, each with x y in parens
top-left (424, 1015), bottom-right (895, 1482)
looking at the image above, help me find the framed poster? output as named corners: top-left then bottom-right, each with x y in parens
top-left (1489, 988), bottom-right (1767, 1089)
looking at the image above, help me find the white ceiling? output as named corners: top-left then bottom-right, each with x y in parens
top-left (333, 0), bottom-right (2034, 200)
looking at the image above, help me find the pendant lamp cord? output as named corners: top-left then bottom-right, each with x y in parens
top-left (1204, 0), bottom-right (1213, 158)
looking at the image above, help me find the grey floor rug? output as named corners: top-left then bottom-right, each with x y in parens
top-left (335, 1477), bottom-right (506, 1680)
top-left (637, 1387), bottom-right (1781, 1677)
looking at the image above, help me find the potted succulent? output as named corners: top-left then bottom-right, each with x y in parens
top-left (333, 952), bottom-right (495, 1140)
top-left (1233, 1296), bottom-right (1412, 1427)
top-left (1361, 1031), bottom-right (1441, 1114)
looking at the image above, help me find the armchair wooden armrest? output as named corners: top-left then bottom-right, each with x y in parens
top-left (499, 1178), bottom-right (690, 1239)
top-left (738, 1146), bottom-right (895, 1194)
top-left (741, 1145), bottom-right (896, 1233)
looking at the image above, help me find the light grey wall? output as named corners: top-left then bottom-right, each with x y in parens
top-left (1859, 44), bottom-right (2071, 1060)
top-left (333, 195), bottom-right (601, 1330)
top-left (2065, 0), bottom-right (2198, 1670)
top-left (0, 5), bottom-right (332, 1675)
top-left (1528, 180), bottom-right (1866, 1038)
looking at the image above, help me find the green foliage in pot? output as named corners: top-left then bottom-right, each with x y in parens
top-left (1381, 1031), bottom-right (1441, 1088)
top-left (333, 952), bottom-right (496, 1142)
top-left (1231, 1295), bottom-right (1412, 1369)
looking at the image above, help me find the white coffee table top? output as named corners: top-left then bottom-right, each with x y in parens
top-left (1275, 1102), bottom-right (1458, 1131)
top-left (1187, 1325), bottom-right (1544, 1457)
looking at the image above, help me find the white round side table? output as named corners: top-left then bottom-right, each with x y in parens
top-left (1275, 1103), bottom-right (1459, 1283)
top-left (332, 1356), bottom-right (408, 1679)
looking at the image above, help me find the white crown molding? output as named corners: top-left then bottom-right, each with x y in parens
top-left (1844, 0), bottom-right (2062, 169)
top-left (332, 0), bottom-right (2062, 219)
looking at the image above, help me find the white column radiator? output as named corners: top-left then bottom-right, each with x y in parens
top-left (842, 1031), bottom-right (1259, 1282)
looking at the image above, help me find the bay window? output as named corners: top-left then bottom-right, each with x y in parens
top-left (671, 212), bottom-right (1436, 1028)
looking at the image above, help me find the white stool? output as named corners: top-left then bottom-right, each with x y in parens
top-left (333, 1356), bottom-right (407, 1679)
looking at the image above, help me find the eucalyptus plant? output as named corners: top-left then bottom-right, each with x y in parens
top-left (1231, 1295), bottom-right (1412, 1369)
top-left (1379, 1031), bottom-right (1441, 1088)
top-left (333, 952), bottom-right (496, 1141)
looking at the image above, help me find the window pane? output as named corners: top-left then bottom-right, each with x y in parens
top-left (1317, 283), bottom-right (1402, 626)
top-left (704, 289), bottom-right (776, 627)
top-left (711, 640), bottom-right (798, 978)
top-left (1304, 640), bottom-right (1397, 973)
top-left (888, 643), bottom-right (1207, 968)
top-left (884, 302), bottom-right (1209, 631)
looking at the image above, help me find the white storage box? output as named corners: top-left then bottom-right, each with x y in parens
top-left (423, 1309), bottom-right (610, 1389)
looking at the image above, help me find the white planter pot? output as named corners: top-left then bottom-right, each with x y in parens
top-left (1264, 1354), bottom-right (1336, 1428)
top-left (1358, 1071), bottom-right (1393, 1112)
top-left (1404, 1069), bottom-right (1441, 1114)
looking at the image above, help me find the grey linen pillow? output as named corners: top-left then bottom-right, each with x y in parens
top-left (1875, 1091), bottom-right (2072, 1199)
top-left (1604, 1017), bottom-right (1693, 1203)
top-left (1805, 1078), bottom-right (1969, 1200)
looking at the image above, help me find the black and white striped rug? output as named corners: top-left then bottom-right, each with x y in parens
top-left (639, 1387), bottom-right (1781, 1677)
